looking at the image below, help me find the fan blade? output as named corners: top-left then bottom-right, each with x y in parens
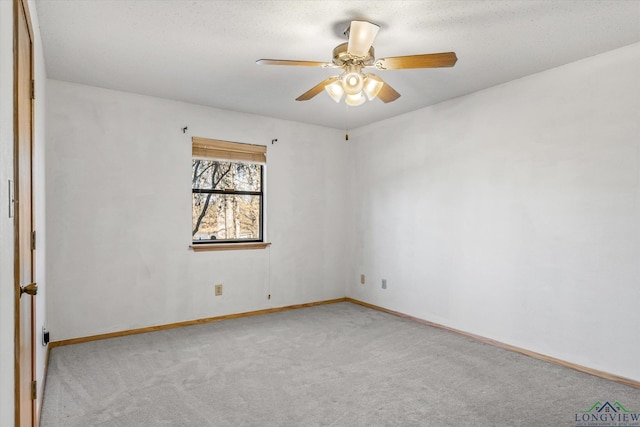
top-left (296, 77), bottom-right (340, 101)
top-left (375, 52), bottom-right (458, 70)
top-left (377, 80), bottom-right (401, 103)
top-left (347, 20), bottom-right (380, 58)
top-left (256, 59), bottom-right (335, 68)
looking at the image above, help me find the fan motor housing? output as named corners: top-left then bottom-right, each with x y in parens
top-left (332, 42), bottom-right (375, 67)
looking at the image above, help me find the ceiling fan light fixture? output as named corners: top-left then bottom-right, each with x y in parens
top-left (342, 65), bottom-right (364, 95)
top-left (345, 92), bottom-right (366, 107)
top-left (363, 74), bottom-right (384, 101)
top-left (256, 20), bottom-right (457, 107)
top-left (324, 80), bottom-right (344, 102)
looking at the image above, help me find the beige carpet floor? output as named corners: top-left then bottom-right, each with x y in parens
top-left (40, 302), bottom-right (640, 426)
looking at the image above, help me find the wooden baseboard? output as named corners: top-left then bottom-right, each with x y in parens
top-left (346, 298), bottom-right (640, 389)
top-left (49, 297), bottom-right (347, 348)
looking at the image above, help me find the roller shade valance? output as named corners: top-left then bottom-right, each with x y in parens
top-left (192, 137), bottom-right (266, 163)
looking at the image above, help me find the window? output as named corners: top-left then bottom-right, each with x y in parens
top-left (191, 137), bottom-right (268, 250)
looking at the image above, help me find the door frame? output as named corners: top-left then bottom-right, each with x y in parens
top-left (13, 0), bottom-right (35, 425)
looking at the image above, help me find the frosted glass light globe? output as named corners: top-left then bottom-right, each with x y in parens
top-left (341, 65), bottom-right (364, 95)
top-left (345, 92), bottom-right (366, 106)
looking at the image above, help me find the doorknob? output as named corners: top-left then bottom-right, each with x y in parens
top-left (20, 283), bottom-right (37, 296)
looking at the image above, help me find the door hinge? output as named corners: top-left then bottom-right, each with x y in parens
top-left (31, 80), bottom-right (35, 100)
top-left (31, 380), bottom-right (37, 400)
top-left (31, 230), bottom-right (36, 251)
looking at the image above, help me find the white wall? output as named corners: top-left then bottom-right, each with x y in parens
top-left (46, 81), bottom-right (348, 341)
top-left (347, 43), bottom-right (640, 382)
top-left (1, 1), bottom-right (47, 424)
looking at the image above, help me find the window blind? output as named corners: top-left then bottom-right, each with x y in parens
top-left (192, 137), bottom-right (266, 163)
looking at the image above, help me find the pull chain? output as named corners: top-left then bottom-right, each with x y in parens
top-left (345, 103), bottom-right (349, 141)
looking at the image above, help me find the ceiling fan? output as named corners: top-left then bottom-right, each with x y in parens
top-left (256, 20), bottom-right (458, 106)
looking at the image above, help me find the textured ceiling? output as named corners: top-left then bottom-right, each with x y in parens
top-left (35, 0), bottom-right (640, 130)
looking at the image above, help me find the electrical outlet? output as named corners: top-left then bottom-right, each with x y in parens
top-left (360, 274), bottom-right (365, 284)
top-left (215, 284), bottom-right (223, 296)
top-left (381, 279), bottom-right (387, 289)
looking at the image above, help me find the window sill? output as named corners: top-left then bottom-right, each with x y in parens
top-left (190, 242), bottom-right (272, 252)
